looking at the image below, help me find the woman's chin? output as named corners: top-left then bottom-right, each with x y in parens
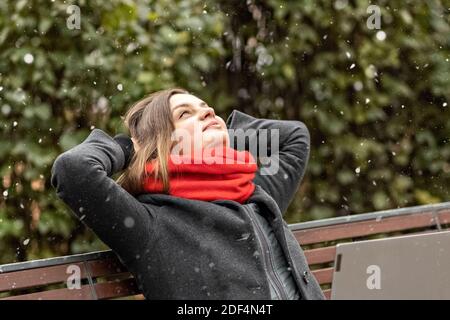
top-left (202, 132), bottom-right (229, 150)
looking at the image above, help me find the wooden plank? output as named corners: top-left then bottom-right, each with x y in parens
top-left (0, 258), bottom-right (128, 292)
top-left (1, 278), bottom-right (138, 300)
top-left (95, 279), bottom-right (139, 300)
top-left (438, 209), bottom-right (450, 226)
top-left (311, 267), bottom-right (334, 285)
top-left (0, 262), bottom-right (85, 292)
top-left (2, 284), bottom-right (94, 300)
top-left (304, 246), bottom-right (336, 265)
top-left (87, 258), bottom-right (129, 278)
top-left (294, 213), bottom-right (436, 245)
top-left (323, 289), bottom-right (331, 300)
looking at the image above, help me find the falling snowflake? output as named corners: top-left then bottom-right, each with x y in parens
top-left (1, 104), bottom-right (11, 115)
top-left (24, 53), bottom-right (34, 64)
top-left (124, 217), bottom-right (135, 228)
top-left (353, 81), bottom-right (363, 91)
top-left (376, 31), bottom-right (386, 41)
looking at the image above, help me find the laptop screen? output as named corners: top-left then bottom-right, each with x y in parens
top-left (331, 230), bottom-right (450, 299)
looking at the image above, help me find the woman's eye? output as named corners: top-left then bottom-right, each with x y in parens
top-left (179, 111), bottom-right (189, 119)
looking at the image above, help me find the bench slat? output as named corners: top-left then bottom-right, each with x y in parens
top-left (87, 258), bottom-right (129, 278)
top-left (304, 246), bottom-right (336, 265)
top-left (311, 267), bottom-right (334, 285)
top-left (438, 209), bottom-right (450, 225)
top-left (1, 278), bottom-right (138, 300)
top-left (0, 258), bottom-right (128, 292)
top-left (294, 213), bottom-right (437, 245)
top-left (94, 278), bottom-right (139, 300)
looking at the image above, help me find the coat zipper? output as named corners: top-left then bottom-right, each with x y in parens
top-left (245, 204), bottom-right (288, 300)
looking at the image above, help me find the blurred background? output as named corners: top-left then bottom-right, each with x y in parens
top-left (0, 0), bottom-right (449, 264)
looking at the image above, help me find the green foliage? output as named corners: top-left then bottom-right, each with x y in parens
top-left (0, 0), bottom-right (449, 263)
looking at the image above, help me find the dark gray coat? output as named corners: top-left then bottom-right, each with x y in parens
top-left (50, 109), bottom-right (325, 300)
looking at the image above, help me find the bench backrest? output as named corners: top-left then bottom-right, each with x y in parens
top-left (1, 202), bottom-right (449, 300)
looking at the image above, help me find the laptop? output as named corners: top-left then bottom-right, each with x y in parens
top-left (330, 230), bottom-right (450, 299)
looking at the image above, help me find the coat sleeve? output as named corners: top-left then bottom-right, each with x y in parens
top-left (50, 128), bottom-right (155, 259)
top-left (226, 110), bottom-right (310, 215)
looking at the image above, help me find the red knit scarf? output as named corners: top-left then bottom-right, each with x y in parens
top-left (142, 147), bottom-right (257, 203)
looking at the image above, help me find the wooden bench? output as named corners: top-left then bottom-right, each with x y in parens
top-left (1, 202), bottom-right (449, 300)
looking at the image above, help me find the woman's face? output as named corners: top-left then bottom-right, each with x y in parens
top-left (169, 93), bottom-right (230, 155)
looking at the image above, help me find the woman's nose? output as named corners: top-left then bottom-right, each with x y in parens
top-left (199, 107), bottom-right (215, 120)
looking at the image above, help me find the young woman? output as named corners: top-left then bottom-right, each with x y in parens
top-left (51, 88), bottom-right (325, 300)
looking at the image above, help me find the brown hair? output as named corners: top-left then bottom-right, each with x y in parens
top-left (116, 88), bottom-right (188, 195)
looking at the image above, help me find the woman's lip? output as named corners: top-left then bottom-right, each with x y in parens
top-left (207, 124), bottom-right (221, 130)
top-left (203, 121), bottom-right (220, 131)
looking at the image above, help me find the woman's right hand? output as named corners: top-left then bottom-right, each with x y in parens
top-left (113, 133), bottom-right (135, 168)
